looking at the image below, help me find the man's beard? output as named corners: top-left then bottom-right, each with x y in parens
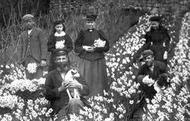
top-left (56, 62), bottom-right (68, 72)
top-left (146, 61), bottom-right (153, 67)
top-left (22, 23), bottom-right (33, 30)
top-left (26, 25), bottom-right (33, 30)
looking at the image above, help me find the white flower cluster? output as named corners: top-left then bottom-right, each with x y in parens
top-left (55, 40), bottom-right (65, 49)
top-left (142, 75), bottom-right (155, 86)
top-left (26, 63), bottom-right (37, 74)
top-left (0, 64), bottom-right (26, 85)
top-left (8, 78), bottom-right (38, 93)
top-left (0, 64), bottom-right (52, 120)
top-left (94, 38), bottom-right (106, 47)
top-left (0, 95), bottom-right (18, 109)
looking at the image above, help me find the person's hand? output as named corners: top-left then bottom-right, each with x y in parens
top-left (68, 80), bottom-right (83, 89)
top-left (40, 60), bottom-right (47, 66)
top-left (163, 51), bottom-right (168, 60)
top-left (83, 46), bottom-right (94, 52)
top-left (58, 81), bottom-right (69, 92)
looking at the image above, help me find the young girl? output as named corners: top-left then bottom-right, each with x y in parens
top-left (47, 20), bottom-right (73, 72)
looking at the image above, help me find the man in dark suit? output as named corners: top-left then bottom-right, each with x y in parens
top-left (137, 49), bottom-right (169, 99)
top-left (130, 50), bottom-right (170, 120)
top-left (45, 49), bottom-right (89, 120)
top-left (17, 14), bottom-right (47, 79)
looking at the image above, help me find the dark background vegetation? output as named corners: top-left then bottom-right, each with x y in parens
top-left (0, 0), bottom-right (189, 64)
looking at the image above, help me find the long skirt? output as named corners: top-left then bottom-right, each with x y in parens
top-left (78, 58), bottom-right (109, 97)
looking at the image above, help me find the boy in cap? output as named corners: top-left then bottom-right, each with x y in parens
top-left (130, 49), bottom-right (169, 119)
top-left (16, 14), bottom-right (47, 79)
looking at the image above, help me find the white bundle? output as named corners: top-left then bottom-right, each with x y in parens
top-left (26, 63), bottom-right (37, 74)
top-left (142, 75), bottom-right (155, 86)
top-left (94, 38), bottom-right (106, 47)
top-left (63, 69), bottom-right (80, 100)
top-left (55, 40), bottom-right (65, 49)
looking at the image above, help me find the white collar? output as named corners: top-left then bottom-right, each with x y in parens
top-left (28, 29), bottom-right (33, 35)
top-left (54, 31), bottom-right (66, 37)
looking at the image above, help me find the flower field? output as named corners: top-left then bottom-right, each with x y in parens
top-left (0, 13), bottom-right (190, 121)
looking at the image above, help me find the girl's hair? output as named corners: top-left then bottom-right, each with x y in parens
top-left (52, 20), bottom-right (65, 34)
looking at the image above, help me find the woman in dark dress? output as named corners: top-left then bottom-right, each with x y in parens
top-left (47, 20), bottom-right (73, 72)
top-left (74, 14), bottom-right (109, 97)
top-left (145, 16), bottom-right (170, 63)
top-left (133, 16), bottom-right (170, 64)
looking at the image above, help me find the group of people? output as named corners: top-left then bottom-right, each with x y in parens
top-left (15, 12), bottom-right (171, 120)
top-left (16, 13), bottom-right (109, 120)
top-left (130, 16), bottom-right (171, 119)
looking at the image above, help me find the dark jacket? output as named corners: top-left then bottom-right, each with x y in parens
top-left (144, 26), bottom-right (170, 61)
top-left (47, 33), bottom-right (73, 53)
top-left (74, 29), bottom-right (109, 61)
top-left (136, 60), bottom-right (167, 99)
top-left (45, 69), bottom-right (89, 114)
top-left (17, 27), bottom-right (47, 64)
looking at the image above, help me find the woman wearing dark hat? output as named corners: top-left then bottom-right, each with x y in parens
top-left (47, 20), bottom-right (73, 72)
top-left (74, 14), bottom-right (109, 97)
top-left (134, 16), bottom-right (171, 64)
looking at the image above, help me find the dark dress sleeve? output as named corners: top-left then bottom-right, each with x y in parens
top-left (144, 31), bottom-right (152, 44)
top-left (47, 34), bottom-right (55, 52)
top-left (142, 32), bottom-right (152, 50)
top-left (163, 28), bottom-right (170, 52)
top-left (77, 75), bottom-right (89, 96)
top-left (45, 74), bottom-right (61, 100)
top-left (94, 30), bottom-right (109, 52)
top-left (64, 34), bottom-right (73, 52)
top-left (157, 61), bottom-right (167, 74)
top-left (74, 30), bottom-right (85, 54)
top-left (135, 65), bottom-right (146, 83)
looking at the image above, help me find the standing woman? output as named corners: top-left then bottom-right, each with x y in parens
top-left (47, 20), bottom-right (73, 72)
top-left (74, 14), bottom-right (109, 97)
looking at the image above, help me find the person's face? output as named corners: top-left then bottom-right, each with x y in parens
top-left (55, 55), bottom-right (69, 70)
top-left (144, 55), bottom-right (154, 66)
top-left (86, 21), bottom-right (95, 29)
top-left (24, 20), bottom-right (35, 30)
top-left (55, 24), bottom-right (64, 33)
top-left (151, 21), bottom-right (159, 29)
